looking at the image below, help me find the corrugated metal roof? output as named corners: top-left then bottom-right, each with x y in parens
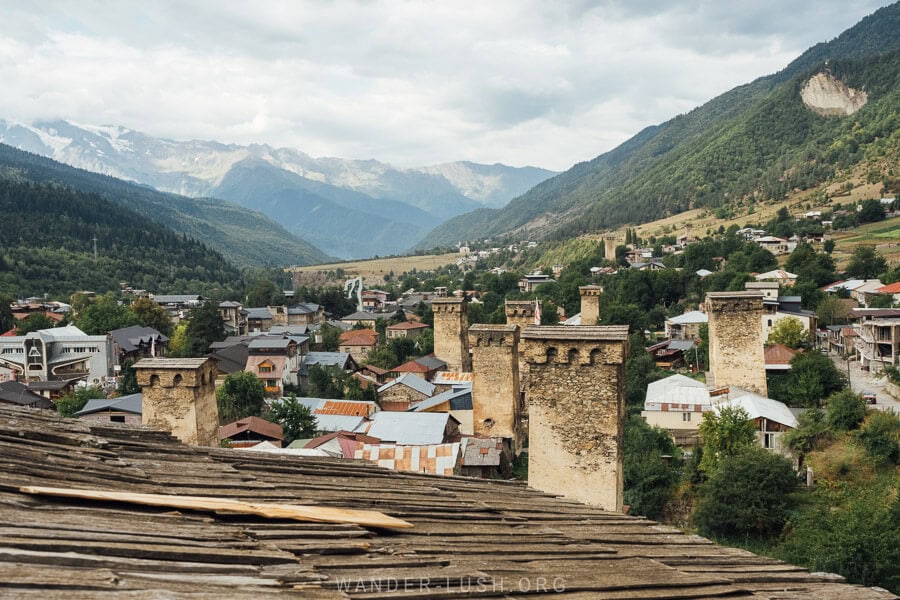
top-left (366, 412), bottom-right (454, 445)
top-left (378, 373), bottom-right (435, 396)
top-left (75, 393), bottom-right (142, 416)
top-left (716, 393), bottom-right (798, 428)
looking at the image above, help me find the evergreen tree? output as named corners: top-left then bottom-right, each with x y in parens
top-left (182, 302), bottom-right (226, 357)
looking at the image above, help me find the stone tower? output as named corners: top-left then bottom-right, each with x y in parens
top-left (704, 291), bottom-right (767, 395)
top-left (133, 357), bottom-right (219, 447)
top-left (522, 325), bottom-right (629, 511)
top-left (432, 297), bottom-right (471, 372)
top-left (603, 237), bottom-right (619, 260)
top-left (579, 285), bottom-right (602, 326)
top-left (504, 300), bottom-right (537, 329)
top-left (469, 324), bottom-right (521, 452)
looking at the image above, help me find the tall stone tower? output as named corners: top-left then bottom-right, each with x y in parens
top-left (432, 297), bottom-right (471, 372)
top-left (469, 324), bottom-right (521, 452)
top-left (522, 325), bottom-right (629, 511)
top-left (704, 291), bottom-right (767, 395)
top-left (578, 285), bottom-right (602, 326)
top-left (133, 358), bottom-right (219, 447)
top-left (504, 300), bottom-right (537, 329)
top-left (603, 237), bottom-right (619, 260)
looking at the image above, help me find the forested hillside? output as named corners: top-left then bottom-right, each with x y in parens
top-left (0, 178), bottom-right (241, 296)
top-left (421, 3), bottom-right (900, 248)
top-left (0, 144), bottom-right (331, 267)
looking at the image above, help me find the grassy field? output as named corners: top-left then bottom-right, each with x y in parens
top-left (290, 253), bottom-right (460, 286)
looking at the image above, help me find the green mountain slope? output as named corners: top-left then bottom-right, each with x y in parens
top-left (0, 177), bottom-right (241, 296)
top-left (420, 2), bottom-right (900, 248)
top-left (0, 144), bottom-right (331, 267)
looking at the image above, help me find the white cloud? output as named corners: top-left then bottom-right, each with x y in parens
top-left (0, 0), bottom-right (891, 170)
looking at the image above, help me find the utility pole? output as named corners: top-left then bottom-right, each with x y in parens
top-left (92, 236), bottom-right (98, 261)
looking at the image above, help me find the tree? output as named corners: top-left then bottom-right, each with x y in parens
top-left (854, 411), bottom-right (900, 466)
top-left (307, 364), bottom-right (347, 399)
top-left (825, 390), bottom-right (866, 431)
top-left (266, 395), bottom-right (317, 445)
top-left (75, 293), bottom-right (140, 335)
top-left (767, 317), bottom-right (808, 348)
top-left (216, 371), bottom-right (266, 423)
top-left (181, 302), bottom-right (226, 357)
top-left (816, 294), bottom-right (853, 327)
top-left (56, 385), bottom-right (106, 417)
top-left (316, 323), bottom-right (341, 352)
top-left (117, 359), bottom-right (140, 396)
top-left (345, 376), bottom-right (377, 402)
top-left (857, 199), bottom-right (886, 223)
top-left (167, 322), bottom-right (190, 357)
top-left (16, 313), bottom-right (56, 334)
top-left (246, 278), bottom-right (284, 308)
top-left (416, 328), bottom-right (434, 355)
top-left (823, 239), bottom-right (835, 254)
top-left (130, 297), bottom-right (172, 335)
top-left (846, 246), bottom-right (888, 279)
top-left (783, 408), bottom-right (832, 455)
top-left (784, 350), bottom-right (847, 407)
top-left (0, 295), bottom-right (14, 333)
top-left (698, 406), bottom-right (756, 474)
top-left (623, 415), bottom-right (679, 519)
top-left (694, 447), bottom-right (797, 538)
top-left (776, 479), bottom-right (899, 591)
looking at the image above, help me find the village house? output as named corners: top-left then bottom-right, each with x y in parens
top-left (338, 328), bottom-right (378, 362)
top-left (754, 235), bottom-right (792, 255)
top-left (246, 337), bottom-right (302, 396)
top-left (151, 294), bottom-right (206, 323)
top-left (517, 272), bottom-right (555, 293)
top-left (764, 343), bottom-right (799, 374)
top-left (822, 279), bottom-right (885, 307)
top-left (74, 393), bottom-right (142, 424)
top-left (754, 269), bottom-right (798, 286)
top-left (629, 259), bottom-right (667, 271)
top-left (642, 374), bottom-right (711, 446)
top-left (109, 325), bottom-right (167, 365)
top-left (340, 310), bottom-right (398, 329)
top-left (874, 281), bottom-right (900, 305)
top-left (715, 393), bottom-right (798, 455)
top-left (409, 386), bottom-right (474, 434)
top-left (377, 372), bottom-right (436, 411)
top-left (217, 300), bottom-right (247, 335)
top-left (298, 351), bottom-right (358, 393)
top-left (388, 354), bottom-right (447, 380)
top-left (218, 416), bottom-right (284, 448)
top-left (0, 380), bottom-right (55, 410)
top-left (646, 338), bottom-right (696, 369)
top-left (856, 316), bottom-right (900, 372)
top-left (386, 321), bottom-right (430, 340)
top-left (362, 289), bottom-right (390, 311)
top-left (664, 310), bottom-right (707, 340)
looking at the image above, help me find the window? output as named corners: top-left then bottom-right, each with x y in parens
top-left (763, 433), bottom-right (775, 449)
top-left (767, 319), bottom-right (773, 327)
top-left (266, 379), bottom-right (278, 388)
top-left (259, 365), bottom-right (273, 373)
top-left (110, 415), bottom-right (126, 423)
top-left (682, 412), bottom-right (691, 422)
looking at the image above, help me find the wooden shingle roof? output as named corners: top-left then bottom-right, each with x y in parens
top-left (0, 404), bottom-right (892, 599)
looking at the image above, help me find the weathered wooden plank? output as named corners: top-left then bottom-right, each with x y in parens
top-left (20, 486), bottom-right (415, 530)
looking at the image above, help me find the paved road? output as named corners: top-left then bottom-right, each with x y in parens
top-left (830, 352), bottom-right (900, 413)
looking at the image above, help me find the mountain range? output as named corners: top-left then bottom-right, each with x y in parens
top-left (420, 2), bottom-right (900, 248)
top-left (0, 120), bottom-right (556, 259)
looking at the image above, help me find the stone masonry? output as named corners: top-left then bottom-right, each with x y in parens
top-left (704, 291), bottom-right (767, 395)
top-left (134, 357), bottom-right (219, 447)
top-left (469, 324), bottom-right (521, 452)
top-left (579, 285), bottom-right (602, 326)
top-left (522, 325), bottom-right (629, 511)
top-left (504, 300), bottom-right (537, 329)
top-left (432, 298), bottom-right (471, 372)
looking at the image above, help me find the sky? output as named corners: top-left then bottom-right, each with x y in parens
top-left (0, 1), bottom-right (892, 171)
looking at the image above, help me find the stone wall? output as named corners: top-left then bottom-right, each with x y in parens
top-left (705, 292), bottom-right (767, 395)
top-left (378, 385), bottom-right (430, 411)
top-left (469, 324), bottom-right (521, 451)
top-left (432, 298), bottom-right (471, 372)
top-left (134, 358), bottom-right (219, 447)
top-left (504, 300), bottom-right (536, 330)
top-left (579, 286), bottom-right (602, 326)
top-left (522, 325), bottom-right (629, 511)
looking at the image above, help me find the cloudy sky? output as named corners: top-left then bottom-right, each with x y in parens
top-left (0, 1), bottom-right (892, 171)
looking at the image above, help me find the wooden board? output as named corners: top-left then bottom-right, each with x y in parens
top-left (19, 486), bottom-right (414, 530)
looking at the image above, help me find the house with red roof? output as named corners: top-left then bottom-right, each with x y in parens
top-left (218, 416), bottom-right (284, 448)
top-left (338, 328), bottom-right (378, 362)
top-left (875, 281), bottom-right (900, 305)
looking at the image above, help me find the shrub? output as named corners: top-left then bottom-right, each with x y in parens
top-left (825, 390), bottom-right (866, 431)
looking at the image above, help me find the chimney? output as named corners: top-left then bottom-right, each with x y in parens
top-left (578, 285), bottom-right (602, 326)
top-left (469, 324), bottom-right (522, 453)
top-left (521, 325), bottom-right (629, 511)
top-left (704, 291), bottom-right (767, 395)
top-left (431, 297), bottom-right (471, 372)
top-left (133, 357), bottom-right (219, 446)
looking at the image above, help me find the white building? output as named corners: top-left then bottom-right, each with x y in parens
top-left (0, 325), bottom-right (114, 385)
